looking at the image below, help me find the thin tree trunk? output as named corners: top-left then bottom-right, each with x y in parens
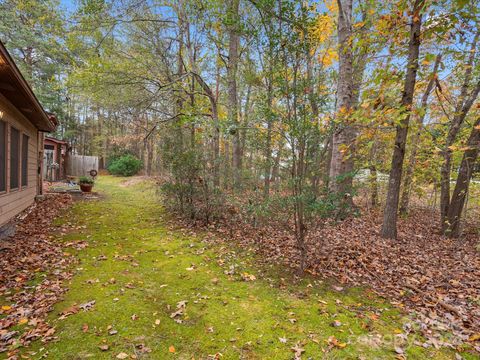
top-left (185, 15), bottom-right (196, 151)
top-left (440, 30), bottom-right (480, 230)
top-left (440, 82), bottom-right (480, 229)
top-left (369, 165), bottom-right (378, 207)
top-left (306, 42), bottom-right (322, 195)
top-left (144, 115), bottom-right (153, 176)
top-left (227, 0), bottom-right (241, 188)
top-left (399, 54), bottom-right (442, 215)
top-left (324, 134), bottom-right (333, 189)
top-left (191, 71), bottom-right (220, 188)
top-left (214, 65), bottom-right (221, 188)
top-left (307, 47), bottom-right (319, 119)
top-left (368, 137), bottom-right (379, 207)
top-left (190, 57), bottom-right (196, 150)
top-left (225, 139), bottom-right (231, 190)
top-left (445, 117), bottom-right (480, 237)
top-left (262, 17), bottom-right (277, 199)
top-left (175, 4), bottom-right (185, 151)
top-left (146, 137), bottom-right (153, 176)
top-left (381, 0), bottom-right (424, 239)
top-left (264, 71), bottom-right (273, 199)
top-left (240, 83), bottom-right (251, 159)
top-left (295, 139), bottom-right (307, 273)
top-left (212, 103), bottom-right (220, 188)
top-left (270, 145), bottom-right (282, 185)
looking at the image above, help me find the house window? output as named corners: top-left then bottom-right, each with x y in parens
top-left (22, 134), bottom-right (29, 186)
top-left (0, 121), bottom-right (5, 192)
top-left (10, 126), bottom-right (19, 189)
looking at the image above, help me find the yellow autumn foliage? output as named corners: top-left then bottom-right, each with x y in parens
top-left (320, 48), bottom-right (338, 67)
top-left (375, 15), bottom-right (394, 36)
top-left (308, 1), bottom-right (338, 67)
top-left (310, 13), bottom-right (335, 43)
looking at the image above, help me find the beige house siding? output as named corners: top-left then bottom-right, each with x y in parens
top-left (0, 93), bottom-right (40, 227)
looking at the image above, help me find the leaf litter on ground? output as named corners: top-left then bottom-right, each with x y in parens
top-left (178, 206), bottom-right (480, 353)
top-left (0, 194), bottom-right (73, 355)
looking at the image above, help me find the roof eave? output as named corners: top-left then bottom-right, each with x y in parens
top-left (0, 41), bottom-right (57, 132)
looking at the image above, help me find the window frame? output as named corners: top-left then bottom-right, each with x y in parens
top-left (9, 125), bottom-right (20, 191)
top-left (0, 120), bottom-right (6, 194)
top-left (21, 133), bottom-right (29, 187)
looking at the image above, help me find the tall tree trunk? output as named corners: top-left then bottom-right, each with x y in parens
top-left (399, 54), bottom-right (442, 215)
top-left (190, 57), bottom-right (196, 150)
top-left (326, 1), bottom-right (369, 195)
top-left (184, 15), bottom-right (196, 151)
top-left (263, 18), bottom-right (277, 199)
top-left (97, 108), bottom-right (106, 168)
top-left (306, 43), bottom-right (322, 195)
top-left (440, 30), bottom-right (480, 230)
top-left (175, 3), bottom-right (186, 151)
top-left (329, 0), bottom-right (355, 209)
top-left (224, 139), bottom-right (231, 189)
top-left (445, 118), bottom-right (480, 237)
top-left (227, 0), bottom-right (241, 188)
top-left (240, 83), bottom-right (251, 159)
top-left (381, 0), bottom-right (424, 239)
top-left (213, 64), bottom-right (221, 188)
top-left (294, 138), bottom-right (307, 273)
top-left (270, 144), bottom-right (282, 186)
top-left (350, 5), bottom-right (369, 110)
top-left (306, 43), bottom-right (319, 119)
top-left (191, 70), bottom-right (220, 188)
top-left (212, 102), bottom-right (220, 188)
top-left (264, 71), bottom-right (273, 199)
top-left (143, 115), bottom-right (152, 176)
top-left (148, 137), bottom-right (153, 175)
top-left (440, 81), bottom-right (480, 230)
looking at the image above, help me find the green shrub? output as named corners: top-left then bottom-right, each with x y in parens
top-left (107, 154), bottom-right (143, 176)
top-left (106, 148), bottom-right (133, 169)
top-left (160, 147), bottom-right (225, 223)
top-left (78, 176), bottom-right (94, 184)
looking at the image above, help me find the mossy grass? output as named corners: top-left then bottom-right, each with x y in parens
top-left (19, 176), bottom-right (472, 359)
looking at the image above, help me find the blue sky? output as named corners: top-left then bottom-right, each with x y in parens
top-left (60, 0), bottom-right (76, 13)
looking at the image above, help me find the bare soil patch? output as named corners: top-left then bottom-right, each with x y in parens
top-left (119, 176), bottom-right (153, 188)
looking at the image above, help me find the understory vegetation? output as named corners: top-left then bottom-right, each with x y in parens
top-left (5, 177), bottom-right (475, 359)
top-left (2, 0), bottom-right (479, 241)
top-left (1, 0), bottom-right (479, 358)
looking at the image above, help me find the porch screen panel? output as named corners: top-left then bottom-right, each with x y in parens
top-left (22, 134), bottom-right (29, 186)
top-left (10, 127), bottom-right (19, 189)
top-left (0, 121), bottom-right (5, 191)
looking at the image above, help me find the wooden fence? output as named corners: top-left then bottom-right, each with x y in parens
top-left (66, 155), bottom-right (99, 177)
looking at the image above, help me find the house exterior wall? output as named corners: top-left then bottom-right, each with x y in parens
top-left (0, 93), bottom-right (40, 227)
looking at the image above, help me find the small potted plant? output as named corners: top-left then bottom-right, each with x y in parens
top-left (78, 176), bottom-right (94, 193)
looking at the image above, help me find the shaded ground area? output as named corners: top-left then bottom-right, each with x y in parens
top-left (0, 177), bottom-right (476, 359)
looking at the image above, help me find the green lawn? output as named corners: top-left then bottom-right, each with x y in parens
top-left (21, 176), bottom-right (467, 359)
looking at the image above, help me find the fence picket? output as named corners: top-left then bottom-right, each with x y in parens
top-left (66, 155), bottom-right (99, 177)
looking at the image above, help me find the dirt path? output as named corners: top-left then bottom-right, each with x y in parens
top-left (22, 177), bottom-right (466, 359)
